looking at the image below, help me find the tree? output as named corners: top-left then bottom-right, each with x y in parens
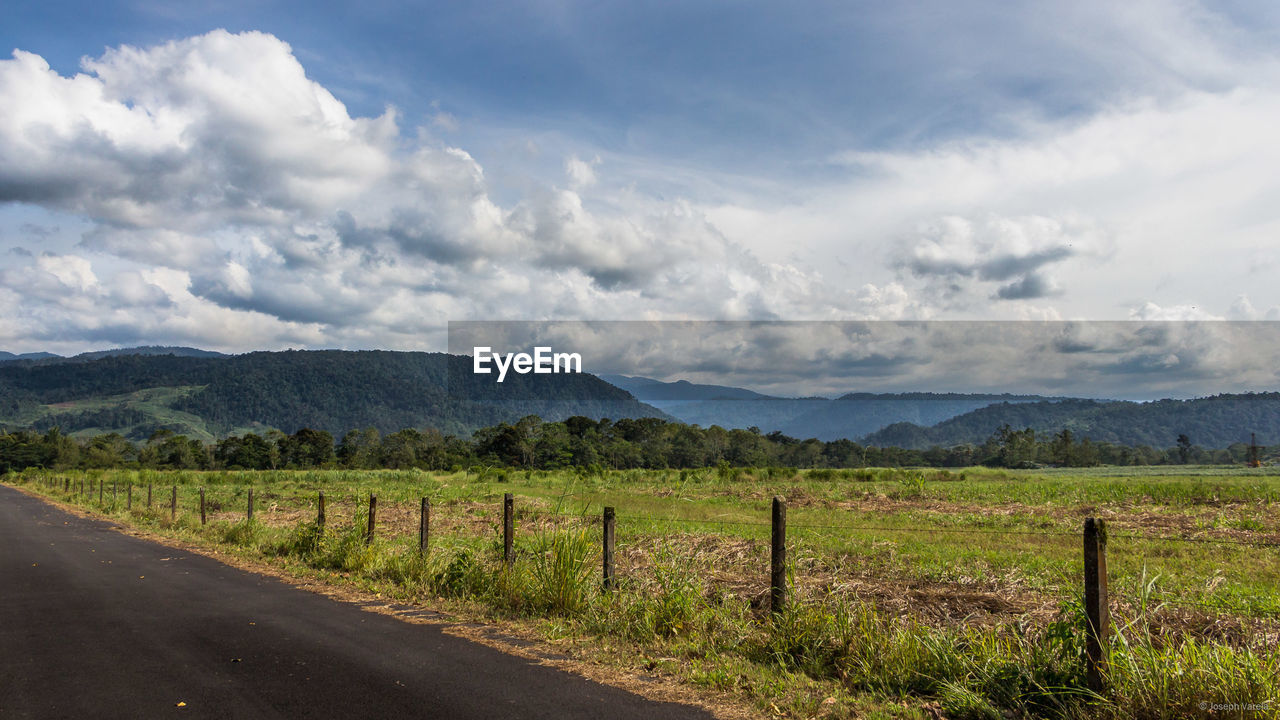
top-left (991, 425), bottom-right (1037, 468)
top-left (280, 428), bottom-right (335, 468)
top-left (1051, 429), bottom-right (1074, 466)
top-left (215, 433), bottom-right (273, 470)
top-left (1176, 434), bottom-right (1192, 464)
top-left (337, 427), bottom-right (382, 469)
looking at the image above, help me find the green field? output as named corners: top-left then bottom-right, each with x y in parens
top-left (8, 466), bottom-right (1279, 719)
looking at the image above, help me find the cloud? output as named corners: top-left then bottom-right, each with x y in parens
top-left (705, 77), bottom-right (1280, 320)
top-left (995, 273), bottom-right (1059, 300)
top-left (20, 222), bottom-right (57, 238)
top-left (565, 154), bottom-right (598, 189)
top-left (3, 8), bottom-right (1280, 365)
top-left (897, 214), bottom-right (1093, 301)
top-left (0, 30), bottom-right (876, 354)
top-left (1128, 302), bottom-right (1223, 321)
top-left (449, 319), bottom-right (1280, 398)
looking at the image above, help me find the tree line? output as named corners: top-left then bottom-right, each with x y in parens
top-left (1, 416), bottom-right (1270, 475)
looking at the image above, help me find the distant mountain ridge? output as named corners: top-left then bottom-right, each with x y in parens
top-left (0, 351), bottom-right (60, 361)
top-left (0, 346), bottom-right (227, 364)
top-left (864, 394), bottom-right (1280, 449)
top-left (607, 375), bottom-right (1055, 441)
top-left (600, 375), bottom-right (777, 401)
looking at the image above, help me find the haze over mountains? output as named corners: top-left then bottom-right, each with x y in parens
top-left (0, 347), bottom-right (228, 363)
top-left (605, 374), bottom-right (1056, 442)
top-left (2, 348), bottom-right (1277, 449)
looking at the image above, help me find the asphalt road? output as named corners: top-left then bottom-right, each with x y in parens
top-left (0, 485), bottom-right (716, 719)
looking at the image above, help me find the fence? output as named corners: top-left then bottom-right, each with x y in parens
top-left (18, 472), bottom-right (1280, 693)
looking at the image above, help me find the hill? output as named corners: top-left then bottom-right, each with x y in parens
top-left (0, 350), bottom-right (666, 441)
top-left (0, 346), bottom-right (228, 364)
top-left (0, 351), bottom-right (60, 362)
top-left (600, 375), bottom-right (776, 401)
top-left (863, 394), bottom-right (1280, 449)
top-left (607, 375), bottom-right (1052, 441)
top-left (70, 346), bottom-right (230, 362)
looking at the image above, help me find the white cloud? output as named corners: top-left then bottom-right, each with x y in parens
top-left (0, 31), bottom-right (868, 353)
top-left (565, 154), bottom-right (598, 189)
top-left (2, 8), bottom-right (1280, 358)
top-left (706, 82), bottom-right (1280, 319)
top-left (1128, 301), bottom-right (1223, 321)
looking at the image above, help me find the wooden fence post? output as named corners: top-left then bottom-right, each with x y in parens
top-left (317, 491), bottom-right (326, 534)
top-left (366, 494), bottom-right (377, 545)
top-left (247, 488), bottom-right (254, 522)
top-left (419, 497), bottom-right (430, 554)
top-left (1084, 517), bottom-right (1109, 693)
top-left (98, 479), bottom-right (103, 504)
top-left (603, 506), bottom-right (616, 591)
top-left (64, 478), bottom-right (70, 493)
top-left (147, 483), bottom-right (152, 509)
top-left (503, 493), bottom-right (514, 567)
top-left (771, 496), bottom-right (787, 615)
top-left (112, 482), bottom-right (117, 507)
top-left (170, 485), bottom-right (177, 520)
top-left (126, 485), bottom-right (132, 510)
top-left (200, 488), bottom-right (207, 525)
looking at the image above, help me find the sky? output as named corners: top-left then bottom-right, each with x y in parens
top-left (448, 320), bottom-right (1280, 399)
top-left (2, 1), bottom-right (1280, 388)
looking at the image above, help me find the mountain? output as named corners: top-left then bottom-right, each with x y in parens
top-left (779, 393), bottom-right (1053, 441)
top-left (605, 375), bottom-right (1052, 441)
top-left (71, 346), bottom-right (230, 361)
top-left (0, 346), bottom-right (229, 365)
top-left (0, 351), bottom-right (60, 362)
top-left (863, 394), bottom-right (1280, 449)
top-left (0, 350), bottom-right (666, 442)
top-left (600, 375), bottom-right (777, 401)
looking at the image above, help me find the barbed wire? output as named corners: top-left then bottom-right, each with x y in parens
top-left (22, 480), bottom-right (1280, 547)
top-left (1111, 532), bottom-right (1280, 549)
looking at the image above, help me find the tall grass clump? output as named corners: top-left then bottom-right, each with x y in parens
top-left (748, 596), bottom-right (1098, 718)
top-left (528, 526), bottom-right (596, 614)
top-left (272, 520), bottom-right (324, 557)
top-left (583, 543), bottom-right (724, 644)
top-left (219, 518), bottom-right (263, 548)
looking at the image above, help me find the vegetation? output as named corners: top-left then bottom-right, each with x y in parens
top-left (4, 350), bottom-right (1280, 455)
top-left (3, 412), bottom-right (1277, 477)
top-left (0, 350), bottom-right (664, 440)
top-left (866, 394), bottom-right (1280, 450)
top-left (8, 465), bottom-right (1278, 719)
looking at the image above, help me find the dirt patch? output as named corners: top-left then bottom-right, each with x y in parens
top-left (818, 495), bottom-right (1280, 545)
top-left (611, 530), bottom-right (1057, 630)
top-left (1112, 600), bottom-right (1280, 652)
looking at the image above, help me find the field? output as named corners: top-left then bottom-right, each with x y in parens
top-left (8, 465), bottom-right (1280, 719)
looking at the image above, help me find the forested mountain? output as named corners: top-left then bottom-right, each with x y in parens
top-left (0, 350), bottom-right (666, 441)
top-left (5, 347), bottom-right (1277, 452)
top-left (863, 394), bottom-right (1280, 449)
top-left (779, 393), bottom-right (1054, 441)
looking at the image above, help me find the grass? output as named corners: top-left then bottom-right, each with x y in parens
top-left (9, 465), bottom-right (1280, 718)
